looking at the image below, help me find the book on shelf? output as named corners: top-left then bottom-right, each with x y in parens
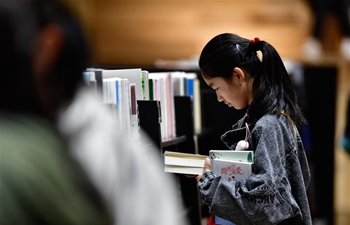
top-left (83, 68), bottom-right (145, 141)
top-left (102, 77), bottom-right (131, 134)
top-left (130, 83), bottom-right (140, 140)
top-left (101, 68), bottom-right (149, 100)
top-left (171, 72), bottom-right (202, 134)
top-left (171, 72), bottom-right (186, 96)
top-left (84, 68), bottom-right (103, 99)
top-left (148, 72), bottom-right (176, 140)
top-left (163, 150), bottom-right (254, 177)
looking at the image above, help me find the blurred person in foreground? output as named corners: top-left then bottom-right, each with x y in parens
top-left (0, 0), bottom-right (189, 225)
top-left (1, 114), bottom-right (112, 225)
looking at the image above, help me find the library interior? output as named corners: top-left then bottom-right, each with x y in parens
top-left (1, 0), bottom-right (349, 225)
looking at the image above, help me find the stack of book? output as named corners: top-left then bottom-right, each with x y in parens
top-left (164, 150), bottom-right (254, 178)
top-left (164, 150), bottom-right (254, 225)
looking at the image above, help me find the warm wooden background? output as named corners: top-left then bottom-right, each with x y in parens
top-left (73, 0), bottom-right (315, 67)
top-left (66, 0), bottom-right (349, 224)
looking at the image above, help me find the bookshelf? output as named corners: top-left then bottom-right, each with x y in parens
top-left (138, 95), bottom-right (202, 225)
top-left (137, 100), bottom-right (162, 151)
top-left (87, 67), bottom-right (204, 224)
top-left (137, 94), bottom-right (197, 156)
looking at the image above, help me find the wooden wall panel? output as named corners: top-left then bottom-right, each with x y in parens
top-left (89, 0), bottom-right (312, 66)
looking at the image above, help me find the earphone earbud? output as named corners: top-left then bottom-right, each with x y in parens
top-left (235, 122), bottom-right (250, 150)
top-left (235, 140), bottom-right (249, 150)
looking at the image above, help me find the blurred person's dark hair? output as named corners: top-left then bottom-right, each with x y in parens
top-left (0, 0), bottom-right (112, 224)
top-left (0, 0), bottom-right (89, 118)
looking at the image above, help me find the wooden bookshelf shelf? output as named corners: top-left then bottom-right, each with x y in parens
top-left (161, 135), bottom-right (187, 148)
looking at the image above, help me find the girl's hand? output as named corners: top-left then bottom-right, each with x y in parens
top-left (196, 157), bottom-right (211, 182)
top-left (185, 174), bottom-right (197, 178)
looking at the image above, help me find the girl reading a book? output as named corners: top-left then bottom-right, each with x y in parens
top-left (195, 33), bottom-right (312, 225)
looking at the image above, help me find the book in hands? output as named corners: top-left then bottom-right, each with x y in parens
top-left (163, 151), bottom-right (208, 175)
top-left (209, 150), bottom-right (254, 181)
top-left (163, 150), bottom-right (254, 176)
top-left (209, 150), bottom-right (254, 225)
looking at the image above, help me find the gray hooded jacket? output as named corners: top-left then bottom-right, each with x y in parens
top-left (198, 113), bottom-right (312, 225)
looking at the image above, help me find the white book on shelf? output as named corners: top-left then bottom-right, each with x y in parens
top-left (171, 71), bottom-right (186, 96)
top-left (130, 83), bottom-right (140, 141)
top-left (193, 77), bottom-right (202, 134)
top-left (102, 68), bottom-right (148, 100)
top-left (103, 77), bottom-right (131, 135)
top-left (120, 78), bottom-right (131, 135)
top-left (182, 72), bottom-right (202, 134)
top-left (148, 72), bottom-right (176, 140)
top-left (86, 68), bottom-right (104, 98)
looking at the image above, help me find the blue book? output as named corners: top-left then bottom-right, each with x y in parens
top-left (186, 77), bottom-right (194, 96)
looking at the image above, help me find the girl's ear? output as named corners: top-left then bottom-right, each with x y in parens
top-left (33, 23), bottom-right (64, 77)
top-left (232, 67), bottom-right (246, 85)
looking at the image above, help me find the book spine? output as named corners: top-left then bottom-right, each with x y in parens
top-left (130, 84), bottom-right (140, 140)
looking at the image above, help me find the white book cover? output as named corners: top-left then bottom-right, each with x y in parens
top-left (212, 158), bottom-right (252, 182)
top-left (210, 150), bottom-right (253, 225)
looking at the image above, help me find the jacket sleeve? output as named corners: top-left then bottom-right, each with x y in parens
top-left (198, 118), bottom-right (307, 225)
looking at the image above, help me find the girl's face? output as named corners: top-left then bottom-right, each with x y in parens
top-left (203, 67), bottom-right (252, 110)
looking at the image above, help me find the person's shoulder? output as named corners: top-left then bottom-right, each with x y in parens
top-left (1, 113), bottom-right (70, 202)
top-left (2, 113), bottom-right (62, 148)
top-left (254, 114), bottom-right (284, 133)
top-left (1, 113), bottom-right (111, 225)
top-left (1, 113), bottom-right (67, 170)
